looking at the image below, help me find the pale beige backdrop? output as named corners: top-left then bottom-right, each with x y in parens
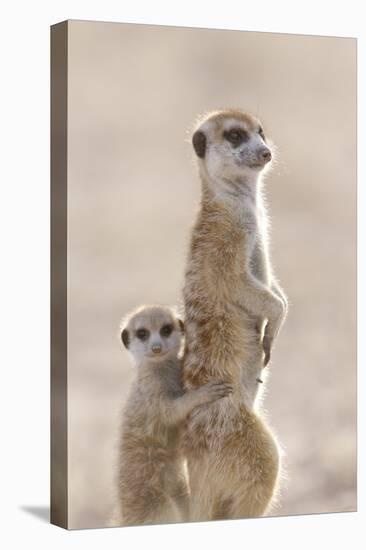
top-left (66, 20), bottom-right (356, 529)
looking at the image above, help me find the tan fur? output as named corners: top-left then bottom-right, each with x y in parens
top-left (117, 305), bottom-right (232, 526)
top-left (182, 110), bottom-right (287, 521)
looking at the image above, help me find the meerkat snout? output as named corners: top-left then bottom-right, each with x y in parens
top-left (258, 147), bottom-right (272, 164)
top-left (151, 342), bottom-right (162, 354)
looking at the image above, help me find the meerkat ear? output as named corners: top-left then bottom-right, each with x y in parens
top-left (192, 130), bottom-right (206, 158)
top-left (178, 319), bottom-right (185, 333)
top-left (121, 329), bottom-right (130, 348)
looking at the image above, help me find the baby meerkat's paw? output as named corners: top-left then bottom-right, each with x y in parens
top-left (199, 380), bottom-right (234, 404)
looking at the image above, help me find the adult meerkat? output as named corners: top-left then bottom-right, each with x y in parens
top-left (117, 305), bottom-right (233, 526)
top-left (182, 110), bottom-right (288, 521)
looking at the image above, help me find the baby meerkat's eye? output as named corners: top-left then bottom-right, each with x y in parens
top-left (160, 324), bottom-right (173, 337)
top-left (223, 128), bottom-right (249, 147)
top-left (136, 328), bottom-right (149, 341)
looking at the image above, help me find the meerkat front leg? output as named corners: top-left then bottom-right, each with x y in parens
top-left (261, 280), bottom-right (288, 365)
top-left (249, 240), bottom-right (272, 338)
top-left (262, 297), bottom-right (287, 366)
top-left (240, 237), bottom-right (287, 365)
top-left (160, 381), bottom-right (233, 426)
top-left (238, 271), bottom-right (286, 365)
top-left (271, 279), bottom-right (288, 315)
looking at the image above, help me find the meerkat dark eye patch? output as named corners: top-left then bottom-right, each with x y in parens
top-left (121, 329), bottom-right (130, 348)
top-left (160, 324), bottom-right (173, 337)
top-left (192, 130), bottom-right (207, 158)
top-left (178, 319), bottom-right (184, 333)
top-left (136, 328), bottom-right (149, 341)
top-left (258, 127), bottom-right (266, 141)
top-left (223, 128), bottom-right (250, 147)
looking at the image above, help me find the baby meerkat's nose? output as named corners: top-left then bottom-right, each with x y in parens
top-left (152, 343), bottom-right (162, 354)
top-left (258, 148), bottom-right (272, 163)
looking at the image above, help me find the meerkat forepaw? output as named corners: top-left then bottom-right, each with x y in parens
top-left (199, 380), bottom-right (234, 403)
top-left (262, 324), bottom-right (273, 366)
top-left (263, 344), bottom-right (271, 367)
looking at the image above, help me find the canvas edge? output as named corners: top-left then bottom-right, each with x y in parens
top-left (50, 19), bottom-right (68, 530)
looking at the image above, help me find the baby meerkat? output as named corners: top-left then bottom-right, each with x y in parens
top-left (117, 304), bottom-right (232, 527)
top-left (182, 110), bottom-right (288, 521)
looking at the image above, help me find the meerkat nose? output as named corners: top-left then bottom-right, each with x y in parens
top-left (152, 344), bottom-right (162, 354)
top-left (258, 148), bottom-right (272, 163)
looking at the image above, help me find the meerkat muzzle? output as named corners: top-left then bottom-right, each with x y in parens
top-left (258, 148), bottom-right (272, 164)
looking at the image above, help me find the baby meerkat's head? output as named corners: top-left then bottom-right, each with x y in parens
top-left (120, 305), bottom-right (184, 364)
top-left (192, 110), bottom-right (272, 183)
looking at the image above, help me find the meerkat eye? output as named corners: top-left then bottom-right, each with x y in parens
top-left (223, 128), bottom-right (249, 147)
top-left (229, 130), bottom-right (240, 141)
top-left (136, 328), bottom-right (149, 341)
top-left (160, 324), bottom-right (173, 337)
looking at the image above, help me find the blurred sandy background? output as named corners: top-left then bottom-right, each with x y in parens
top-left (66, 21), bottom-right (356, 529)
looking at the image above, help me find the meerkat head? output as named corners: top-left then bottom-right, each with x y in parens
top-left (120, 305), bottom-right (184, 364)
top-left (192, 110), bottom-right (272, 187)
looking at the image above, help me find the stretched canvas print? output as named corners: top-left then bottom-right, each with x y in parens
top-left (51, 20), bottom-right (357, 529)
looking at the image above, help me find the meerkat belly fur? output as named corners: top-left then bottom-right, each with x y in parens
top-left (117, 305), bottom-right (232, 526)
top-left (182, 110), bottom-right (288, 521)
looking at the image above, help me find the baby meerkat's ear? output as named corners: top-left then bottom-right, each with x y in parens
top-left (178, 319), bottom-right (185, 333)
top-left (192, 130), bottom-right (206, 158)
top-left (121, 329), bottom-right (130, 348)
